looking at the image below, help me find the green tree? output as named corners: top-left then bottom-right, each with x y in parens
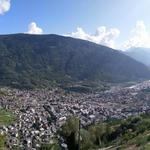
top-left (88, 124), bottom-right (106, 147)
top-left (80, 129), bottom-right (94, 150)
top-left (60, 116), bottom-right (79, 150)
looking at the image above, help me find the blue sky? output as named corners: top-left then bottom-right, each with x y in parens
top-left (0, 0), bottom-right (150, 49)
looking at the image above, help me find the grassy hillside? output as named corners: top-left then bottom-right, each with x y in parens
top-left (0, 109), bottom-right (15, 125)
top-left (0, 34), bottom-right (150, 89)
top-left (0, 109), bottom-right (16, 150)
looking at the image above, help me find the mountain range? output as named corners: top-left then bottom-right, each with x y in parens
top-left (124, 47), bottom-right (150, 67)
top-left (0, 34), bottom-right (150, 89)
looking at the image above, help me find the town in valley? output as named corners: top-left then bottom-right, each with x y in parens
top-left (1, 80), bottom-right (150, 149)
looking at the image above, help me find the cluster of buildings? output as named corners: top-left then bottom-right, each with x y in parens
top-left (1, 80), bottom-right (150, 149)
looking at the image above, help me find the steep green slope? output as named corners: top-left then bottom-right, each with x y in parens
top-left (0, 34), bottom-right (150, 88)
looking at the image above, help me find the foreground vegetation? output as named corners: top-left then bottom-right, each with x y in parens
top-left (60, 113), bottom-right (150, 150)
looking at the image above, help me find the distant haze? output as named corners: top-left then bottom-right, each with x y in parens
top-left (124, 48), bottom-right (150, 66)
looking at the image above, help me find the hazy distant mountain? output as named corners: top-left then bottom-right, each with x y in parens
top-left (0, 34), bottom-right (150, 89)
top-left (124, 47), bottom-right (150, 66)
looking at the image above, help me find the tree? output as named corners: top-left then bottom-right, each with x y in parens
top-left (88, 124), bottom-right (106, 147)
top-left (60, 116), bottom-right (79, 150)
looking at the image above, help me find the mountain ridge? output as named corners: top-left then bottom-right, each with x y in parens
top-left (0, 34), bottom-right (150, 89)
top-left (124, 47), bottom-right (150, 67)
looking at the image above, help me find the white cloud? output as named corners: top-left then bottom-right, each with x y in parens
top-left (27, 22), bottom-right (43, 35)
top-left (123, 21), bottom-right (150, 49)
top-left (67, 21), bottom-right (150, 50)
top-left (67, 26), bottom-right (120, 48)
top-left (0, 0), bottom-right (11, 15)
